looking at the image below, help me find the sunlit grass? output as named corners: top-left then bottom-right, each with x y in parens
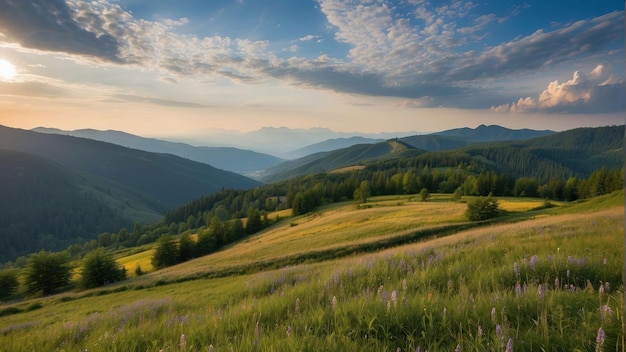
top-left (1, 192), bottom-right (622, 351)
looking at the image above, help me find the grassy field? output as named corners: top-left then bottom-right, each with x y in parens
top-left (0, 193), bottom-right (622, 351)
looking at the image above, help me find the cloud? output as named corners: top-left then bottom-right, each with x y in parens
top-left (0, 0), bottom-right (120, 62)
top-left (110, 94), bottom-right (208, 108)
top-left (0, 0), bottom-right (622, 112)
top-left (492, 64), bottom-right (626, 113)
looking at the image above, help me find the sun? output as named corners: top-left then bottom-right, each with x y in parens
top-left (0, 59), bottom-right (17, 81)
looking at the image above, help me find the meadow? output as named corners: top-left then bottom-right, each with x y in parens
top-left (0, 193), bottom-right (622, 351)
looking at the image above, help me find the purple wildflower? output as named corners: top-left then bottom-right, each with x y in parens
top-left (478, 325), bottom-right (483, 337)
top-left (600, 305), bottom-right (614, 319)
top-left (515, 283), bottom-right (522, 298)
top-left (455, 344), bottom-right (462, 352)
top-left (537, 284), bottom-right (545, 299)
top-left (391, 290), bottom-right (398, 306)
top-left (513, 262), bottom-right (519, 277)
top-left (286, 325), bottom-right (292, 338)
top-left (506, 337), bottom-right (513, 352)
top-left (496, 325), bottom-right (503, 340)
top-left (529, 255), bottom-right (539, 270)
top-left (596, 327), bottom-right (605, 351)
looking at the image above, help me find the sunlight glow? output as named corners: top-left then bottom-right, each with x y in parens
top-left (0, 59), bottom-right (17, 81)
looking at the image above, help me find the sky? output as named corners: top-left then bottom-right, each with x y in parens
top-left (0, 0), bottom-right (623, 138)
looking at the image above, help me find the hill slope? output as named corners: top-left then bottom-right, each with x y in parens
top-left (32, 127), bottom-right (283, 176)
top-left (260, 139), bottom-right (423, 182)
top-left (0, 149), bottom-right (135, 262)
top-left (0, 125), bottom-right (260, 205)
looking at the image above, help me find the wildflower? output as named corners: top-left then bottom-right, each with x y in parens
top-left (455, 344), bottom-right (462, 352)
top-left (603, 258), bottom-right (607, 265)
top-left (397, 348), bottom-right (401, 352)
top-left (496, 324), bottom-right (503, 341)
top-left (391, 290), bottom-right (398, 306)
top-left (491, 307), bottom-right (497, 324)
top-left (599, 284), bottom-right (605, 295)
top-left (180, 334), bottom-right (186, 348)
top-left (208, 345), bottom-right (213, 352)
top-left (554, 277), bottom-right (560, 289)
top-left (506, 337), bottom-right (513, 352)
top-left (513, 262), bottom-right (519, 277)
top-left (402, 278), bottom-right (408, 292)
top-left (477, 325), bottom-right (483, 337)
top-left (537, 284), bottom-right (545, 299)
top-left (295, 298), bottom-right (300, 315)
top-left (286, 325), bottom-right (292, 338)
top-left (331, 296), bottom-right (338, 309)
top-left (514, 283), bottom-right (521, 298)
top-left (596, 327), bottom-right (605, 351)
top-left (566, 269), bottom-right (570, 279)
top-left (529, 255), bottom-right (539, 270)
top-left (600, 305), bottom-right (614, 319)
top-left (604, 282), bottom-right (610, 292)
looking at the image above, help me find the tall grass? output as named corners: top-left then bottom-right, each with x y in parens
top-left (0, 196), bottom-right (622, 351)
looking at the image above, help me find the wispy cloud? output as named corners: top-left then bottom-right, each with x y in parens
top-left (0, 0), bottom-right (622, 113)
top-left (110, 94), bottom-right (209, 108)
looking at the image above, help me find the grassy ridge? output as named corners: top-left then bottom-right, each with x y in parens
top-left (0, 193), bottom-right (622, 351)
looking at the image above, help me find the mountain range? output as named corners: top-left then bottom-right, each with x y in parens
top-left (32, 127), bottom-right (283, 176)
top-left (0, 123), bottom-right (621, 262)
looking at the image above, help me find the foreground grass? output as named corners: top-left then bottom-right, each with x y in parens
top-left (0, 194), bottom-right (622, 351)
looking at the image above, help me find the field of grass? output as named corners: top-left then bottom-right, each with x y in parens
top-left (0, 192), bottom-right (622, 351)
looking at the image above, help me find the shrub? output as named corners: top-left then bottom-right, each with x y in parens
top-left (0, 270), bottom-right (19, 300)
top-left (25, 250), bottom-right (72, 296)
top-left (80, 248), bottom-right (127, 289)
top-left (465, 195), bottom-right (500, 221)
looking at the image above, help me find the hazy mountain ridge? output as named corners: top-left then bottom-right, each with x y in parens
top-left (32, 127), bottom-right (283, 176)
top-left (0, 126), bottom-right (261, 205)
top-left (167, 127), bottom-right (420, 157)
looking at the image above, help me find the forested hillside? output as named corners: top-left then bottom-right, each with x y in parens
top-left (264, 125), bottom-right (624, 184)
top-left (260, 140), bottom-right (423, 182)
top-left (0, 125), bottom-right (260, 204)
top-left (0, 150), bottom-right (132, 262)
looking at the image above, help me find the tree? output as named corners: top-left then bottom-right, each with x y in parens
top-left (0, 270), bottom-right (19, 300)
top-left (453, 187), bottom-right (463, 202)
top-left (353, 180), bottom-right (370, 204)
top-left (25, 250), bottom-right (72, 296)
top-left (419, 188), bottom-right (431, 202)
top-left (178, 232), bottom-right (195, 262)
top-left (465, 195), bottom-right (500, 221)
top-left (246, 208), bottom-right (263, 234)
top-left (151, 235), bottom-right (179, 269)
top-left (80, 248), bottom-right (126, 289)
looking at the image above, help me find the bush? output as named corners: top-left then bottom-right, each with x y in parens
top-left (0, 270), bottom-right (19, 300)
top-left (25, 250), bottom-right (72, 296)
top-left (465, 195), bottom-right (500, 221)
top-left (80, 248), bottom-right (127, 289)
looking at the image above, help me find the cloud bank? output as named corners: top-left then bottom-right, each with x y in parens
top-left (492, 64), bottom-right (626, 113)
top-left (0, 0), bottom-right (622, 113)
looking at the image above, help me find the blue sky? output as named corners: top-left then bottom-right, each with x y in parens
top-left (0, 0), bottom-right (622, 138)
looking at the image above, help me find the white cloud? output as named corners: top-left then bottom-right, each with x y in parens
top-left (492, 64), bottom-right (626, 113)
